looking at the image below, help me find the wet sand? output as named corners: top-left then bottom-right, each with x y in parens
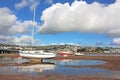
top-left (0, 54), bottom-right (120, 80)
top-left (0, 73), bottom-right (118, 80)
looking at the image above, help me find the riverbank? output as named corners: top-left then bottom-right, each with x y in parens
top-left (0, 54), bottom-right (120, 80)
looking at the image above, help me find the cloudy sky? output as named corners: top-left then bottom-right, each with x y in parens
top-left (0, 0), bottom-right (120, 46)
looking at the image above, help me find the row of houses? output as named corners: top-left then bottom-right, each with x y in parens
top-left (104, 48), bottom-right (120, 53)
top-left (0, 43), bottom-right (120, 53)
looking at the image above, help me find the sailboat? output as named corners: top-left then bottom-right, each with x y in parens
top-left (19, 50), bottom-right (56, 59)
top-left (19, 7), bottom-right (56, 59)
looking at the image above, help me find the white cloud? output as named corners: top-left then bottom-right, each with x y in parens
top-left (113, 38), bottom-right (120, 45)
top-left (0, 35), bottom-right (40, 46)
top-left (0, 7), bottom-right (39, 45)
top-left (0, 36), bottom-right (14, 44)
top-left (15, 0), bottom-right (40, 11)
top-left (0, 35), bottom-right (31, 45)
top-left (107, 27), bottom-right (120, 37)
top-left (45, 0), bottom-right (53, 4)
top-left (38, 0), bottom-right (120, 37)
top-left (0, 7), bottom-right (17, 35)
top-left (51, 43), bottom-right (57, 45)
top-left (60, 43), bottom-right (65, 45)
top-left (14, 35), bottom-right (32, 45)
top-left (0, 7), bottom-right (37, 35)
top-left (15, 0), bottom-right (27, 9)
top-left (67, 43), bottom-right (74, 45)
top-left (9, 20), bottom-right (37, 34)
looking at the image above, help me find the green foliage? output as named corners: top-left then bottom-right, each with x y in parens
top-left (95, 47), bottom-right (104, 52)
top-left (77, 48), bottom-right (87, 52)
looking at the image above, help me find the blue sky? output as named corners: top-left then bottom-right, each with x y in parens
top-left (0, 0), bottom-right (120, 46)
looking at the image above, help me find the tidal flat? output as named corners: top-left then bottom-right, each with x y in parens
top-left (0, 54), bottom-right (120, 80)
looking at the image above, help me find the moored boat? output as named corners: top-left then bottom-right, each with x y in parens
top-left (19, 50), bottom-right (56, 59)
top-left (19, 7), bottom-right (56, 59)
top-left (57, 51), bottom-right (73, 57)
top-left (74, 52), bottom-right (84, 56)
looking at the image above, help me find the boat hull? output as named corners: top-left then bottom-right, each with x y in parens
top-left (19, 52), bottom-right (56, 59)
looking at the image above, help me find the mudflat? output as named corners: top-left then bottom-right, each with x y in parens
top-left (0, 54), bottom-right (120, 80)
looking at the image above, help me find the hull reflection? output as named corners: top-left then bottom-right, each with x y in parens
top-left (18, 64), bottom-right (55, 72)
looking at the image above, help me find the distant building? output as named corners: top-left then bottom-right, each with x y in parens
top-left (0, 49), bottom-right (19, 54)
top-left (103, 50), bottom-right (111, 53)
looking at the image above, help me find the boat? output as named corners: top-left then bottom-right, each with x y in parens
top-left (57, 51), bottom-right (73, 57)
top-left (19, 50), bottom-right (56, 59)
top-left (19, 7), bottom-right (56, 59)
top-left (74, 52), bottom-right (84, 56)
top-left (57, 51), bottom-right (73, 55)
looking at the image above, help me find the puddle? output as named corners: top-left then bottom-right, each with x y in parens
top-left (43, 59), bottom-right (106, 66)
top-left (0, 65), bottom-right (120, 79)
top-left (0, 63), bottom-right (55, 76)
top-left (54, 59), bottom-right (106, 66)
top-left (53, 67), bottom-right (120, 79)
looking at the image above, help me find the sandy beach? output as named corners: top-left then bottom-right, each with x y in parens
top-left (0, 54), bottom-right (120, 80)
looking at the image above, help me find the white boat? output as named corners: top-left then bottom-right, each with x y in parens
top-left (19, 7), bottom-right (56, 59)
top-left (19, 50), bottom-right (56, 59)
top-left (74, 52), bottom-right (84, 56)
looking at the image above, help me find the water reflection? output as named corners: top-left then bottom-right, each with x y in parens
top-left (0, 65), bottom-right (120, 79)
top-left (0, 57), bottom-right (106, 66)
top-left (43, 59), bottom-right (106, 66)
top-left (18, 64), bottom-right (55, 72)
top-left (0, 57), bottom-right (29, 64)
top-left (0, 57), bottom-right (15, 63)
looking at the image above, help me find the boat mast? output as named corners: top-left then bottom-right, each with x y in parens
top-left (32, 7), bottom-right (36, 46)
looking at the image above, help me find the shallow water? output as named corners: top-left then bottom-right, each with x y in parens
top-left (54, 67), bottom-right (120, 79)
top-left (0, 63), bottom-right (120, 79)
top-left (0, 57), bottom-right (29, 64)
top-left (43, 59), bottom-right (106, 66)
top-left (0, 57), bottom-right (120, 79)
